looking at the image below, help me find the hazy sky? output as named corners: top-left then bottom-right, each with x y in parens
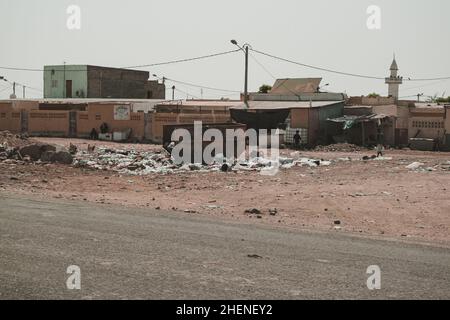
top-left (1, 0), bottom-right (449, 100)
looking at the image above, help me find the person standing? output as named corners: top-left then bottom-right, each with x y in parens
top-left (293, 130), bottom-right (301, 149)
top-left (376, 143), bottom-right (384, 157)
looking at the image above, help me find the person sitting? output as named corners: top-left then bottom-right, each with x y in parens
top-left (90, 128), bottom-right (99, 140)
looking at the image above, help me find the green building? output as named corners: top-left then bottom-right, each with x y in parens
top-left (43, 65), bottom-right (165, 99)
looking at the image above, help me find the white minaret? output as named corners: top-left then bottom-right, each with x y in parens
top-left (385, 55), bottom-right (403, 99)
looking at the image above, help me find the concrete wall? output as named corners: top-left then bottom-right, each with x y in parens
top-left (347, 96), bottom-right (396, 106)
top-left (290, 109), bottom-right (309, 128)
top-left (0, 102), bottom-right (21, 133)
top-left (87, 66), bottom-right (150, 99)
top-left (77, 104), bottom-right (146, 140)
top-left (28, 111), bottom-right (70, 136)
top-left (151, 109), bottom-right (231, 143)
top-left (145, 81), bottom-right (165, 99)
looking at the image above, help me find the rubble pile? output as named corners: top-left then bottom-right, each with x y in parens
top-left (0, 131), bottom-right (73, 164)
top-left (314, 143), bottom-right (364, 153)
top-left (0, 131), bottom-right (30, 148)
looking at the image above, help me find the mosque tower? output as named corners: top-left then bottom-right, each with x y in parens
top-left (385, 55), bottom-right (403, 99)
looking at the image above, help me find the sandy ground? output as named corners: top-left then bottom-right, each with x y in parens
top-left (1, 137), bottom-right (449, 246)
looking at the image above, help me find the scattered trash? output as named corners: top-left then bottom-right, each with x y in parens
top-left (406, 162), bottom-right (425, 170)
top-left (315, 143), bottom-right (364, 152)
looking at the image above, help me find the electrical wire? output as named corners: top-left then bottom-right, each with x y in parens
top-left (250, 48), bottom-right (385, 80)
top-left (0, 49), bottom-right (241, 73)
top-left (251, 48), bottom-right (450, 82)
top-left (124, 49), bottom-right (240, 69)
top-left (163, 77), bottom-right (241, 93)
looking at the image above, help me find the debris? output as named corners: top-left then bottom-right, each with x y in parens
top-left (315, 143), bottom-right (364, 152)
top-left (245, 208), bottom-right (261, 215)
top-left (247, 254), bottom-right (263, 259)
top-left (269, 208), bottom-right (278, 216)
top-left (406, 162), bottom-right (424, 170)
top-left (69, 143), bottom-right (78, 155)
top-left (334, 220), bottom-right (341, 225)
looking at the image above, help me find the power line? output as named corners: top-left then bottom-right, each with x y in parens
top-left (401, 79), bottom-right (450, 93)
top-left (0, 49), bottom-right (241, 73)
top-left (251, 48), bottom-right (385, 80)
top-left (4, 79), bottom-right (42, 92)
top-left (174, 87), bottom-right (199, 100)
top-left (248, 52), bottom-right (303, 98)
top-left (164, 77), bottom-right (241, 93)
top-left (0, 84), bottom-right (12, 94)
top-left (124, 49), bottom-right (240, 69)
top-left (251, 48), bottom-right (450, 82)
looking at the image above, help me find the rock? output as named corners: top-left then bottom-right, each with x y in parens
top-left (269, 208), bottom-right (278, 216)
top-left (19, 144), bottom-right (56, 161)
top-left (221, 163), bottom-right (232, 172)
top-left (40, 151), bottom-right (56, 162)
top-left (245, 208), bottom-right (261, 215)
top-left (334, 220), bottom-right (341, 225)
top-left (51, 151), bottom-right (74, 164)
top-left (247, 254), bottom-right (263, 259)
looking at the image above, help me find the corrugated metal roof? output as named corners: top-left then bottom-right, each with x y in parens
top-left (270, 78), bottom-right (322, 95)
top-left (231, 100), bottom-right (343, 110)
top-left (157, 99), bottom-right (242, 108)
top-left (328, 113), bottom-right (390, 123)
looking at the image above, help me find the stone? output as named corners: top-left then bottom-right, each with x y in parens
top-left (19, 144), bottom-right (56, 161)
top-left (245, 208), bottom-right (261, 215)
top-left (51, 151), bottom-right (74, 164)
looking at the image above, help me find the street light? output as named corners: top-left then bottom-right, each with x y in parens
top-left (230, 39), bottom-right (250, 107)
top-left (317, 83), bottom-right (330, 93)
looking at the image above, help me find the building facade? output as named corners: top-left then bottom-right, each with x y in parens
top-left (43, 65), bottom-right (165, 99)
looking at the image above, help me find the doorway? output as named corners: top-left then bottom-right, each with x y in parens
top-left (66, 80), bottom-right (73, 98)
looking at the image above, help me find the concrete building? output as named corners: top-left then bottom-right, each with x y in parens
top-left (43, 65), bottom-right (165, 99)
top-left (385, 57), bottom-right (403, 99)
top-left (230, 100), bottom-right (345, 146)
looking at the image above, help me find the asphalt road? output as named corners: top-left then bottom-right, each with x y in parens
top-left (0, 195), bottom-right (449, 300)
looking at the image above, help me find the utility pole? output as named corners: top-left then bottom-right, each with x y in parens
top-left (63, 61), bottom-right (66, 98)
top-left (244, 45), bottom-right (249, 105)
top-left (231, 40), bottom-right (250, 107)
top-left (23, 85), bottom-right (26, 99)
top-left (172, 85), bottom-right (175, 100)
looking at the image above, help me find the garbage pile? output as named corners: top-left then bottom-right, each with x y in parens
top-left (314, 143), bottom-right (364, 153)
top-left (72, 147), bottom-right (334, 175)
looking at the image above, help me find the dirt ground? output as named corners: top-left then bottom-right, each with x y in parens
top-left (1, 137), bottom-right (449, 246)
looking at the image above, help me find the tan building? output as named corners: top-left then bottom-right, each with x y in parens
top-left (346, 97), bottom-right (450, 150)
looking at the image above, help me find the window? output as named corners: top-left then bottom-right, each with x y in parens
top-left (95, 114), bottom-right (101, 120)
